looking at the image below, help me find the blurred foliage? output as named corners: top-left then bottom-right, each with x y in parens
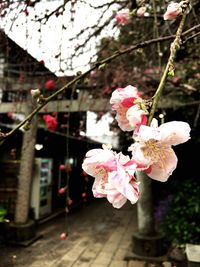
top-left (159, 179), bottom-right (200, 245)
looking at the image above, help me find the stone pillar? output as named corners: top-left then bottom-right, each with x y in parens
top-left (131, 171), bottom-right (166, 258)
top-left (137, 171), bottom-right (155, 236)
top-left (15, 98), bottom-right (38, 224)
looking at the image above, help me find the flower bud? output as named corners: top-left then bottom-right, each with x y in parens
top-left (58, 187), bottom-right (66, 194)
top-left (30, 89), bottom-right (41, 99)
top-left (60, 232), bottom-right (67, 240)
top-left (136, 6), bottom-right (146, 17)
top-left (163, 3), bottom-right (182, 20)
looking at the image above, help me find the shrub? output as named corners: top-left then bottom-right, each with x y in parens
top-left (160, 179), bottom-right (200, 245)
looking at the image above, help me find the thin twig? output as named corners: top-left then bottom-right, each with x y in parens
top-left (148, 13), bottom-right (188, 125)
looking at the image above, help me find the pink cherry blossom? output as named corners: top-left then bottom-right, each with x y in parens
top-left (129, 118), bottom-right (191, 182)
top-left (163, 3), bottom-right (182, 20)
top-left (82, 147), bottom-right (141, 208)
top-left (115, 10), bottom-right (130, 25)
top-left (110, 85), bottom-right (148, 132)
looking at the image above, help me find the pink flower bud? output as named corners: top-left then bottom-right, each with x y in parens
top-left (45, 79), bottom-right (55, 90)
top-left (163, 3), bottom-right (182, 20)
top-left (58, 187), bottom-right (65, 194)
top-left (90, 70), bottom-right (97, 78)
top-left (43, 115), bottom-right (58, 131)
top-left (59, 164), bottom-right (66, 171)
top-left (60, 233), bottom-right (67, 240)
top-left (115, 10), bottom-right (130, 25)
top-left (136, 6), bottom-right (146, 17)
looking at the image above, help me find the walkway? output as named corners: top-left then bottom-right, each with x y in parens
top-left (0, 199), bottom-right (173, 267)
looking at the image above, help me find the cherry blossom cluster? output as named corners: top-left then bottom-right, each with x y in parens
top-left (115, 7), bottom-right (149, 25)
top-left (115, 0), bottom-right (191, 25)
top-left (82, 85), bottom-right (191, 208)
top-left (163, 0), bottom-right (191, 20)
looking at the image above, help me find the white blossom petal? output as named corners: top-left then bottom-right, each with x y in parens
top-left (147, 148), bottom-right (178, 182)
top-left (159, 121), bottom-right (191, 146)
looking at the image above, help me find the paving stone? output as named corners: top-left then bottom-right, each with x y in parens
top-left (61, 246), bottom-right (86, 262)
top-left (29, 262), bottom-right (55, 267)
top-left (1, 200), bottom-right (137, 267)
top-left (109, 260), bottom-right (128, 267)
top-left (162, 261), bottom-right (172, 267)
top-left (90, 264), bottom-right (108, 267)
top-left (54, 260), bottom-right (73, 267)
top-left (101, 241), bottom-right (119, 253)
top-left (61, 238), bottom-right (88, 262)
top-left (72, 261), bottom-right (93, 267)
top-left (127, 260), bottom-right (145, 267)
top-left (106, 227), bottom-right (125, 243)
top-left (92, 251), bottom-right (113, 265)
top-left (113, 248), bottom-right (128, 260)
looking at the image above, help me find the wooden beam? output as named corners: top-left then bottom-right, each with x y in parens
top-left (0, 99), bottom-right (111, 113)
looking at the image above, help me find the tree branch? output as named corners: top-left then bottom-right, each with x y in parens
top-left (0, 22), bottom-right (199, 143)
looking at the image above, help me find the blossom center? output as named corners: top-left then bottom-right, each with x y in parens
top-left (143, 139), bottom-right (170, 168)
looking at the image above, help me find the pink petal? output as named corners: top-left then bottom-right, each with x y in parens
top-left (106, 184), bottom-right (127, 208)
top-left (110, 85), bottom-right (139, 106)
top-left (128, 143), bottom-right (152, 167)
top-left (163, 3), bottom-right (182, 20)
top-left (147, 148), bottom-right (178, 182)
top-left (92, 176), bottom-right (107, 197)
top-left (126, 105), bottom-right (148, 129)
top-left (159, 121), bottom-right (191, 146)
top-left (134, 122), bottom-right (161, 142)
top-left (121, 97), bottom-right (136, 108)
top-left (115, 107), bottom-right (134, 131)
top-left (122, 181), bottom-right (139, 204)
top-left (82, 149), bottom-right (114, 177)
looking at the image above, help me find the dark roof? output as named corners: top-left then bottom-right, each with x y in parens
top-left (0, 30), bottom-right (55, 77)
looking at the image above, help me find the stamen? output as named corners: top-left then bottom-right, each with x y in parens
top-left (142, 139), bottom-right (171, 171)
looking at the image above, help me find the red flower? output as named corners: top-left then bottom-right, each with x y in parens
top-left (43, 115), bottom-right (58, 131)
top-left (45, 79), bottom-right (55, 90)
top-left (60, 233), bottom-right (67, 240)
top-left (58, 187), bottom-right (66, 194)
top-left (59, 164), bottom-right (66, 171)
